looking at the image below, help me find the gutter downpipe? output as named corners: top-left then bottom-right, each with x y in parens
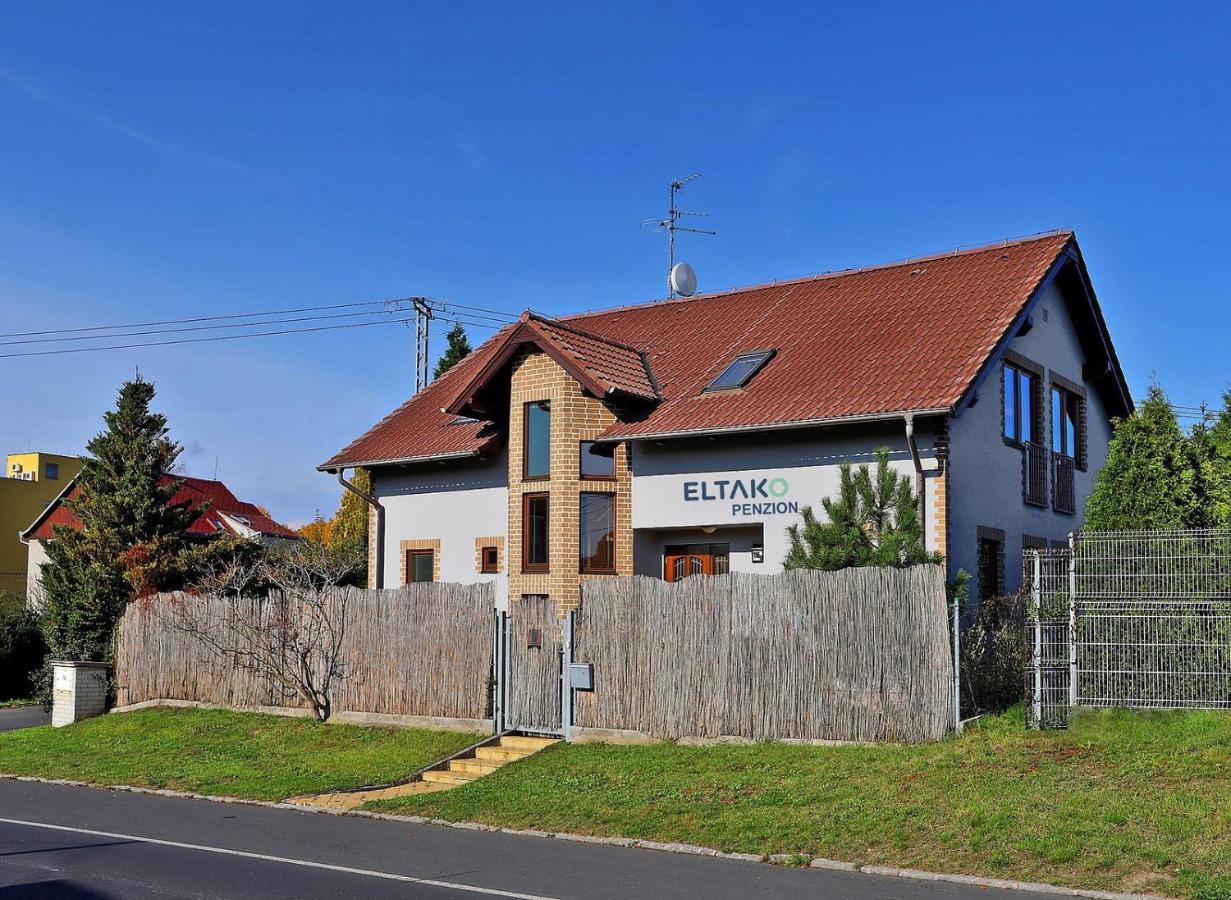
top-left (335, 468), bottom-right (384, 589)
top-left (905, 413), bottom-right (961, 733)
top-left (904, 414), bottom-right (926, 530)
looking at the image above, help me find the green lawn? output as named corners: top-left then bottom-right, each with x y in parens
top-left (367, 708), bottom-right (1231, 900)
top-left (0, 707), bottom-right (477, 801)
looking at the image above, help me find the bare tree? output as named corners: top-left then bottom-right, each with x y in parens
top-left (168, 541), bottom-right (363, 721)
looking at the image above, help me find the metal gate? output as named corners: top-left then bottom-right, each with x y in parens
top-left (495, 595), bottom-right (566, 736)
top-left (1026, 529), bottom-right (1231, 728)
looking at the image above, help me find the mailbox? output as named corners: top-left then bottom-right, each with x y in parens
top-left (569, 662), bottom-right (593, 691)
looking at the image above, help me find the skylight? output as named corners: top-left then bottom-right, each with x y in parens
top-left (702, 349), bottom-right (776, 392)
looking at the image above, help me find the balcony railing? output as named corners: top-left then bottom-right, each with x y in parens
top-left (1022, 442), bottom-right (1048, 507)
top-left (1053, 453), bottom-right (1076, 515)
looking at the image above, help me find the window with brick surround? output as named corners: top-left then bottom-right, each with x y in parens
top-left (1051, 384), bottom-right (1086, 468)
top-left (481, 546), bottom-right (500, 574)
top-left (976, 526), bottom-right (1006, 601)
top-left (579, 492), bottom-right (616, 573)
top-left (524, 401), bottom-right (551, 479)
top-left (523, 493), bottom-right (549, 572)
top-left (407, 549), bottom-right (434, 583)
top-left (1003, 361), bottom-right (1041, 446)
top-left (579, 441), bottom-right (615, 480)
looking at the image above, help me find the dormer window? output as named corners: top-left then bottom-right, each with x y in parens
top-left (703, 349), bottom-right (776, 393)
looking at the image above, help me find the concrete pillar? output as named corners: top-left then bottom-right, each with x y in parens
top-left (51, 661), bottom-right (109, 727)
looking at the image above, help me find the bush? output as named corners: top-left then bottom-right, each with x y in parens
top-left (960, 589), bottom-right (1026, 717)
top-left (0, 606), bottom-right (47, 701)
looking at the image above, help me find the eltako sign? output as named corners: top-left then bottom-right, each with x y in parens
top-left (682, 477), bottom-right (800, 517)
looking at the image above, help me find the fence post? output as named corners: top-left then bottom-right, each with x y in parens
top-left (1068, 531), bottom-right (1078, 710)
top-left (952, 589), bottom-right (962, 734)
top-left (560, 612), bottom-right (574, 742)
top-left (1032, 550), bottom-right (1042, 728)
top-left (491, 610), bottom-right (504, 733)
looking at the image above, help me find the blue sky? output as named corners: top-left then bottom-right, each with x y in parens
top-left (2, 3), bottom-right (1228, 525)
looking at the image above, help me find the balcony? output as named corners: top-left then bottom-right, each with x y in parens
top-left (1022, 442), bottom-right (1048, 508)
top-left (1053, 453), bottom-right (1076, 515)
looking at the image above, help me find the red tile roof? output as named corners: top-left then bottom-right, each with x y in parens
top-left (25, 474), bottom-right (298, 541)
top-left (322, 231), bottom-right (1117, 468)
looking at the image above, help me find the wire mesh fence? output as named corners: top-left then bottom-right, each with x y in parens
top-left (1025, 529), bottom-right (1231, 728)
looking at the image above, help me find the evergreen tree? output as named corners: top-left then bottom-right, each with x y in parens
top-left (39, 378), bottom-right (198, 661)
top-left (1084, 384), bottom-right (1201, 531)
top-left (784, 448), bottom-right (938, 571)
top-left (433, 323), bottom-right (472, 379)
top-left (1198, 391), bottom-right (1231, 528)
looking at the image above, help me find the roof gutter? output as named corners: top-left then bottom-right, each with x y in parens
top-left (335, 468), bottom-right (384, 590)
top-left (317, 448), bottom-right (482, 473)
top-left (611, 407), bottom-right (951, 444)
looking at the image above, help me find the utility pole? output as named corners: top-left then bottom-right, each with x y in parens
top-left (411, 297), bottom-right (433, 393)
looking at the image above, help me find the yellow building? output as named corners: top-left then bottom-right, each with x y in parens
top-left (0, 452), bottom-right (82, 605)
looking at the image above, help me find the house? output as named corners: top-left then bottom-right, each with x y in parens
top-left (320, 231), bottom-right (1131, 611)
top-left (1, 452), bottom-right (83, 602)
top-left (21, 473), bottom-right (299, 604)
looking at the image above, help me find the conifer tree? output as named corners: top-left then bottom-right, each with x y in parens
top-left (784, 448), bottom-right (938, 571)
top-left (1084, 384), bottom-right (1201, 531)
top-left (433, 323), bottom-right (472, 379)
top-left (1197, 390), bottom-right (1231, 528)
top-left (39, 378), bottom-right (198, 661)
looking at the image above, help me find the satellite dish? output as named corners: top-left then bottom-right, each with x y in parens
top-left (670, 262), bottom-right (698, 297)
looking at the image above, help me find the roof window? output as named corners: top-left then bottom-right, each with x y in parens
top-left (702, 349), bottom-right (776, 392)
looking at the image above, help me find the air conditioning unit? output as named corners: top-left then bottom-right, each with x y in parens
top-left (10, 463), bottom-right (22, 473)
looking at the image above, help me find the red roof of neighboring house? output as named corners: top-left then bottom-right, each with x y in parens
top-left (24, 474), bottom-right (298, 541)
top-left (321, 231), bottom-right (1130, 469)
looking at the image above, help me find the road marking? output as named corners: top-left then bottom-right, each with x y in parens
top-left (0, 817), bottom-right (561, 900)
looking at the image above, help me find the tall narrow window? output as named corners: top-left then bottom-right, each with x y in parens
top-left (976, 529), bottom-right (1005, 601)
top-left (524, 401), bottom-right (551, 479)
top-left (579, 441), bottom-right (616, 479)
top-left (580, 492), bottom-right (616, 573)
top-left (522, 493), bottom-right (549, 572)
top-left (1051, 386), bottom-right (1084, 463)
top-left (1003, 363), bottom-right (1038, 445)
top-left (407, 550), bottom-right (434, 583)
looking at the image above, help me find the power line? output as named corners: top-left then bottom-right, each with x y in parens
top-left (0, 307), bottom-right (410, 347)
top-left (0, 297), bottom-right (410, 340)
top-left (0, 316), bottom-right (416, 359)
top-left (0, 313), bottom-right (511, 361)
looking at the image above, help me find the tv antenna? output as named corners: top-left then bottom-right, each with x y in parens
top-left (641, 173), bottom-right (715, 298)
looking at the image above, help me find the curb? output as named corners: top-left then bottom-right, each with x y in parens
top-left (0, 773), bottom-right (1169, 900)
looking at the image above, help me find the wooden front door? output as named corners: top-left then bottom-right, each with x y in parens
top-left (663, 543), bottom-right (730, 583)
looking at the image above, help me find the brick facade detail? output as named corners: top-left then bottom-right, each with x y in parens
top-left (475, 536), bottom-right (505, 574)
top-left (399, 538), bottom-right (441, 584)
top-left (506, 348), bottom-right (633, 615)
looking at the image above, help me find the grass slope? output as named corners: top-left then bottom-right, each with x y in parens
top-left (367, 708), bottom-right (1231, 899)
top-left (0, 707), bottom-right (476, 801)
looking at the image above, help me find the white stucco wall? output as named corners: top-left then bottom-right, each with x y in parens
top-left (25, 538), bottom-right (48, 610)
top-left (372, 451), bottom-right (509, 605)
top-left (948, 279), bottom-right (1115, 599)
top-left (629, 424), bottom-right (942, 574)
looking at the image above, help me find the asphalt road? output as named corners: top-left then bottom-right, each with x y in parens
top-left (0, 779), bottom-right (1073, 899)
top-left (0, 707), bottom-right (49, 732)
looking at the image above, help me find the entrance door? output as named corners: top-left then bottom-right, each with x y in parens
top-left (663, 543), bottom-right (730, 583)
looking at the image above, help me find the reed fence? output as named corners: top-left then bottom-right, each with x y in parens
top-left (114, 583), bottom-right (495, 721)
top-left (573, 565), bottom-right (953, 743)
